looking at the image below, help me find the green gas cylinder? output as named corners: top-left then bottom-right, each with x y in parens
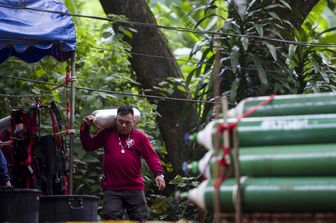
top-left (227, 92), bottom-right (336, 118)
top-left (191, 114), bottom-right (336, 149)
top-left (184, 143), bottom-right (336, 178)
top-left (180, 177), bottom-right (336, 213)
top-left (238, 114), bottom-right (336, 146)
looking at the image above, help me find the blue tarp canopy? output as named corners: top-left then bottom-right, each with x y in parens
top-left (0, 0), bottom-right (76, 64)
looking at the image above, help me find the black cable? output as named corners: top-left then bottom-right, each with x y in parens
top-left (1, 35), bottom-right (332, 76)
top-left (1, 4), bottom-right (336, 47)
top-left (0, 74), bottom-right (59, 86)
top-left (0, 93), bottom-right (47, 98)
top-left (77, 44), bottom-right (319, 75)
top-left (0, 73), bottom-right (215, 104)
top-left (1, 4), bottom-right (334, 102)
top-left (0, 35), bottom-right (327, 76)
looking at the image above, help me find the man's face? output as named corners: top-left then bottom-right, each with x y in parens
top-left (116, 113), bottom-right (135, 135)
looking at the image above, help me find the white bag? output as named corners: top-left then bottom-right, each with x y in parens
top-left (91, 108), bottom-right (141, 129)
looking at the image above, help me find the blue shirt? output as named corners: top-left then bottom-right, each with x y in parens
top-left (0, 149), bottom-right (10, 183)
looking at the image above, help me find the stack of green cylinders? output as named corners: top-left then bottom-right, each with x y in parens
top-left (182, 92), bottom-right (336, 214)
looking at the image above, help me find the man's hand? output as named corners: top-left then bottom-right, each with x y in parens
top-left (155, 175), bottom-right (166, 191)
top-left (83, 115), bottom-right (95, 125)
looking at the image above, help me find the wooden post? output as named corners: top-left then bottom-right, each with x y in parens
top-left (69, 52), bottom-right (76, 194)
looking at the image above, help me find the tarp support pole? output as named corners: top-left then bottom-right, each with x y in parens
top-left (69, 52), bottom-right (76, 195)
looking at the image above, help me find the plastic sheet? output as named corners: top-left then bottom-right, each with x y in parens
top-left (0, 0), bottom-right (76, 63)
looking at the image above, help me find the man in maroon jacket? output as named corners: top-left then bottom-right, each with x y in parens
top-left (80, 105), bottom-right (165, 221)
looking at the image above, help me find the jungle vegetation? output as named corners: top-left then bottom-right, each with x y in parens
top-left (0, 0), bottom-right (336, 221)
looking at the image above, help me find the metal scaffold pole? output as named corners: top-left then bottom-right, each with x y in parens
top-left (233, 127), bottom-right (242, 223)
top-left (69, 52), bottom-right (76, 195)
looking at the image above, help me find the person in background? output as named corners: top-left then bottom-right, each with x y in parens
top-left (80, 105), bottom-right (165, 221)
top-left (0, 149), bottom-right (11, 187)
top-left (0, 129), bottom-right (11, 187)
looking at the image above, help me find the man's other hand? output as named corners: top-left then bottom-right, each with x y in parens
top-left (155, 175), bottom-right (166, 191)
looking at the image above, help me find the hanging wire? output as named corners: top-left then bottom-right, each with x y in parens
top-left (0, 73), bottom-right (217, 104)
top-left (1, 4), bottom-right (336, 47)
top-left (76, 44), bottom-right (293, 75)
top-left (0, 93), bottom-right (49, 98)
top-left (2, 35), bottom-right (333, 77)
top-left (1, 36), bottom-right (334, 77)
top-left (0, 38), bottom-right (289, 76)
top-left (1, 3), bottom-right (335, 105)
top-left (78, 43), bottom-right (336, 77)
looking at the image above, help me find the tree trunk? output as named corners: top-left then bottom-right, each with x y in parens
top-left (272, 0), bottom-right (320, 29)
top-left (99, 0), bottom-right (200, 175)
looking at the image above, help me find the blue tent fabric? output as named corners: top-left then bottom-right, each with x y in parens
top-left (0, 0), bottom-right (76, 63)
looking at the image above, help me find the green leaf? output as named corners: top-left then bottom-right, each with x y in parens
top-left (279, 0), bottom-right (291, 10)
top-left (265, 42), bottom-right (277, 61)
top-left (177, 85), bottom-right (186, 93)
top-left (268, 12), bottom-right (281, 22)
top-left (159, 81), bottom-right (168, 86)
top-left (123, 30), bottom-right (133, 38)
top-left (236, 3), bottom-right (247, 21)
top-left (288, 44), bottom-right (297, 59)
top-left (311, 57), bottom-right (319, 73)
top-left (317, 26), bottom-right (336, 38)
top-left (253, 23), bottom-right (263, 36)
top-left (230, 46), bottom-right (240, 73)
top-left (318, 34), bottom-right (336, 44)
top-left (240, 37), bottom-right (249, 51)
top-left (229, 78), bottom-right (240, 102)
top-left (250, 54), bottom-right (268, 86)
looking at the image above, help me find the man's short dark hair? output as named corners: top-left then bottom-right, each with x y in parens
top-left (117, 105), bottom-right (134, 116)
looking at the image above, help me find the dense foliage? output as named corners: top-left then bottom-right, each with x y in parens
top-left (1, 0), bottom-right (336, 221)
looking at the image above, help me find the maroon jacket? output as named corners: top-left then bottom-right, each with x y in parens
top-left (80, 122), bottom-right (164, 191)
